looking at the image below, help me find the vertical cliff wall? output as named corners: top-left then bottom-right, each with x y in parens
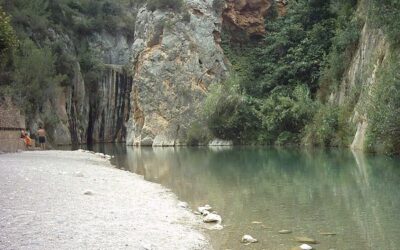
top-left (126, 0), bottom-right (228, 146)
top-left (33, 31), bottom-right (133, 146)
top-left (330, 3), bottom-right (390, 151)
top-left (88, 65), bottom-right (132, 143)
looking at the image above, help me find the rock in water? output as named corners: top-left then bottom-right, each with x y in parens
top-left (198, 205), bottom-right (212, 214)
top-left (241, 235), bottom-right (258, 243)
top-left (203, 214), bottom-right (222, 223)
top-left (300, 244), bottom-right (313, 250)
top-left (279, 229), bottom-right (292, 234)
top-left (295, 237), bottom-right (318, 244)
top-left (202, 210), bottom-right (210, 216)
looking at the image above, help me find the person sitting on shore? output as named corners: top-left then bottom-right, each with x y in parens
top-left (20, 130), bottom-right (32, 149)
top-left (37, 126), bottom-right (46, 150)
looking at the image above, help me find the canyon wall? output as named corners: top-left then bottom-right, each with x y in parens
top-left (126, 0), bottom-right (228, 146)
top-left (330, 3), bottom-right (389, 151)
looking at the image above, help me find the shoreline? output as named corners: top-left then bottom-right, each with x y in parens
top-left (0, 150), bottom-right (211, 250)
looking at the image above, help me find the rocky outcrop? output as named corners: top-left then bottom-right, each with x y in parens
top-left (126, 0), bottom-right (228, 146)
top-left (29, 30), bottom-right (133, 146)
top-left (222, 0), bottom-right (274, 40)
top-left (330, 4), bottom-right (389, 151)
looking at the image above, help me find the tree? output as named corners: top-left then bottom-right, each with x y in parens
top-left (0, 7), bottom-right (16, 56)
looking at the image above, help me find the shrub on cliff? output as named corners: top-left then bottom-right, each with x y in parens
top-left (366, 51), bottom-right (400, 154)
top-left (12, 39), bottom-right (65, 117)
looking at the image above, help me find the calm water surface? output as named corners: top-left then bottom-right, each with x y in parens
top-left (73, 145), bottom-right (400, 250)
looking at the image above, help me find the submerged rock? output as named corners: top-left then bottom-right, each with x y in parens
top-left (241, 235), bottom-right (258, 243)
top-left (295, 237), bottom-right (318, 244)
top-left (207, 224), bottom-right (224, 231)
top-left (320, 232), bottom-right (337, 236)
top-left (203, 214), bottom-right (222, 223)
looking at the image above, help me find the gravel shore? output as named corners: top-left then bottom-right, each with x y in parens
top-left (0, 151), bottom-right (211, 250)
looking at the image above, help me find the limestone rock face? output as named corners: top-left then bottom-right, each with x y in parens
top-left (223, 0), bottom-right (274, 40)
top-left (331, 16), bottom-right (389, 151)
top-left (31, 30), bottom-right (133, 146)
top-left (127, 1), bottom-right (228, 146)
top-left (87, 33), bottom-right (133, 143)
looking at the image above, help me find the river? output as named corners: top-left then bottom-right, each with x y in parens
top-left (66, 144), bottom-right (400, 250)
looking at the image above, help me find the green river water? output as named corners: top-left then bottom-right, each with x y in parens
top-left (76, 145), bottom-right (400, 250)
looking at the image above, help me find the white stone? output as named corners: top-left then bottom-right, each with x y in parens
top-left (300, 244), bottom-right (313, 250)
top-left (198, 205), bottom-right (212, 214)
top-left (203, 214), bottom-right (222, 223)
top-left (241, 235), bottom-right (258, 243)
top-left (201, 210), bottom-right (210, 216)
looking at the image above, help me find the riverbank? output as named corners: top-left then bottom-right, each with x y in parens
top-left (0, 151), bottom-right (211, 250)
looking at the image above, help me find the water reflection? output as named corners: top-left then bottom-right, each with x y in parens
top-left (69, 145), bottom-right (400, 250)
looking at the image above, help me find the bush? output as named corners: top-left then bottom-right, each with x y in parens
top-left (12, 39), bottom-right (65, 117)
top-left (369, 0), bottom-right (400, 43)
top-left (260, 85), bottom-right (316, 144)
top-left (365, 50), bottom-right (400, 154)
top-left (186, 121), bottom-right (211, 146)
top-left (204, 75), bottom-right (261, 143)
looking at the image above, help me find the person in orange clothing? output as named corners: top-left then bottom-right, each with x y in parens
top-left (20, 130), bottom-right (32, 149)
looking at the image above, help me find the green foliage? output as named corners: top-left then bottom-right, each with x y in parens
top-left (146, 0), bottom-right (183, 12)
top-left (251, 0), bottom-right (335, 96)
top-left (12, 38), bottom-right (65, 116)
top-left (318, 0), bottom-right (360, 99)
top-left (0, 7), bottom-right (17, 56)
top-left (260, 85), bottom-right (316, 144)
top-left (186, 121), bottom-right (211, 146)
top-left (303, 104), bottom-right (339, 146)
top-left (204, 75), bottom-right (261, 143)
top-left (369, 0), bottom-right (400, 43)
top-left (366, 51), bottom-right (400, 154)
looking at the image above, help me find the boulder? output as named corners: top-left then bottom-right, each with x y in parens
top-left (241, 235), bottom-right (258, 243)
top-left (203, 214), bottom-right (222, 223)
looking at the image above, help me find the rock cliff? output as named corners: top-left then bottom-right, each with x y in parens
top-left (330, 3), bottom-right (389, 151)
top-left (222, 0), bottom-right (274, 40)
top-left (31, 31), bottom-right (133, 146)
top-left (126, 1), bottom-right (228, 146)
